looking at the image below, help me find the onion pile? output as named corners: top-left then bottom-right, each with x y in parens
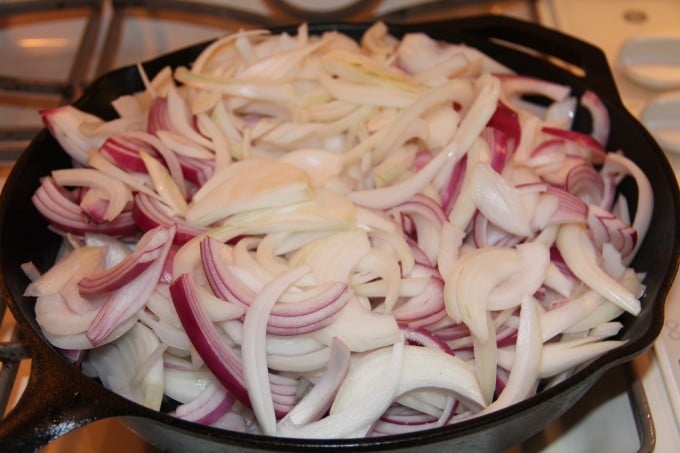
top-left (24, 22), bottom-right (652, 438)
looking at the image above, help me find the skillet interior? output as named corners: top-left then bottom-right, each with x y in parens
top-left (0, 15), bottom-right (678, 452)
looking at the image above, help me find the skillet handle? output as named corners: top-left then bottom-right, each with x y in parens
top-left (417, 14), bottom-right (624, 107)
top-left (0, 339), bottom-right (129, 452)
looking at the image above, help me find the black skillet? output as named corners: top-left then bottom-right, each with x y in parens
top-left (0, 14), bottom-right (678, 453)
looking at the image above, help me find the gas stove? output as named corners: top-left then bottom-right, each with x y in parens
top-left (0, 1), bottom-right (678, 451)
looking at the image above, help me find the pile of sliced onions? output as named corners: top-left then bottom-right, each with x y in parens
top-left (24, 22), bottom-right (652, 438)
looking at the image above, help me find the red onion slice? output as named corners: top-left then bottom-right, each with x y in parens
top-left (201, 235), bottom-right (255, 307)
top-left (587, 205), bottom-right (637, 258)
top-left (52, 168), bottom-right (131, 223)
top-left (401, 326), bottom-right (454, 355)
top-left (32, 177), bottom-right (138, 238)
top-left (170, 272), bottom-right (297, 417)
top-left (371, 397), bottom-right (457, 435)
top-left (393, 277), bottom-right (444, 324)
top-left (178, 154), bottom-right (214, 187)
top-left (100, 135), bottom-right (160, 173)
top-left (201, 236), bottom-right (350, 335)
top-left (487, 101), bottom-right (520, 152)
top-left (565, 161), bottom-right (605, 205)
top-left (170, 272), bottom-right (251, 407)
top-left (173, 380), bottom-right (236, 425)
top-left (86, 226), bottom-right (175, 345)
top-left (133, 192), bottom-right (208, 245)
top-left (78, 226), bottom-right (170, 295)
top-left (278, 337), bottom-right (351, 427)
top-left (241, 265), bottom-right (309, 435)
top-left (441, 155), bottom-right (467, 215)
top-left (580, 90), bottom-right (610, 146)
top-left (541, 126), bottom-right (606, 164)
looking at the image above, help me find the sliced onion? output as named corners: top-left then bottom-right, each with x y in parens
top-left (52, 168), bottom-right (131, 222)
top-left (471, 162), bottom-right (531, 238)
top-left (580, 90), bottom-right (610, 146)
top-left (82, 322), bottom-right (165, 410)
top-left (169, 272), bottom-right (297, 416)
top-left (556, 224), bottom-right (640, 315)
top-left (486, 100), bottom-right (520, 155)
top-left (393, 277), bottom-right (445, 326)
top-left (100, 135), bottom-right (160, 173)
top-left (600, 153), bottom-right (653, 263)
top-left (278, 340), bottom-right (404, 438)
top-left (401, 326), bottom-right (454, 355)
top-left (86, 226), bottom-right (176, 345)
top-left (202, 235), bottom-right (350, 335)
top-left (40, 105), bottom-right (131, 165)
top-left (32, 177), bottom-right (138, 238)
top-left (565, 161), bottom-right (604, 205)
top-left (483, 296), bottom-right (541, 412)
top-left (173, 380), bottom-right (235, 425)
top-left (541, 127), bottom-right (606, 164)
top-left (178, 154), bottom-right (214, 187)
top-left (277, 337), bottom-right (351, 428)
top-left (587, 205), bottom-right (637, 258)
top-left (133, 192), bottom-right (208, 245)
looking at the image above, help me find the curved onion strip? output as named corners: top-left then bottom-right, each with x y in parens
top-left (600, 153), bottom-right (653, 263)
top-left (472, 162), bottom-right (532, 237)
top-left (483, 296), bottom-right (541, 413)
top-left (201, 235), bottom-right (255, 306)
top-left (32, 179), bottom-right (138, 238)
top-left (540, 290), bottom-right (602, 341)
top-left (556, 224), bottom-right (640, 315)
top-left (24, 246), bottom-right (106, 297)
top-left (178, 154), bottom-right (214, 187)
top-left (100, 135), bottom-right (159, 173)
top-left (393, 277), bottom-right (444, 323)
top-left (587, 205), bottom-right (637, 258)
top-left (133, 192), bottom-right (208, 245)
top-left (157, 129), bottom-right (214, 160)
top-left (86, 226), bottom-right (175, 346)
top-left (82, 322), bottom-right (164, 410)
top-left (444, 246), bottom-right (520, 341)
top-left (40, 105), bottom-right (117, 165)
top-left (580, 90), bottom-right (610, 146)
top-left (87, 149), bottom-right (161, 201)
top-left (125, 130), bottom-right (188, 199)
top-left (202, 235), bottom-right (350, 334)
top-left (565, 161), bottom-right (604, 205)
top-left (348, 141), bottom-right (461, 210)
top-left (173, 380), bottom-right (235, 425)
top-left (52, 168), bottom-right (131, 222)
top-left (169, 272), bottom-right (297, 416)
top-left (541, 127), bottom-right (606, 164)
top-left (486, 101), bottom-right (520, 156)
top-left (78, 225), bottom-right (171, 295)
top-left (335, 344), bottom-right (485, 412)
top-left (278, 339), bottom-right (404, 438)
top-left (401, 327), bottom-right (454, 355)
top-left (277, 337), bottom-right (351, 428)
top-left (241, 266), bottom-right (310, 435)
top-left (371, 397), bottom-right (456, 435)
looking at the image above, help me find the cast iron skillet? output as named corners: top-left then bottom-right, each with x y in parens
top-left (0, 15), bottom-right (678, 453)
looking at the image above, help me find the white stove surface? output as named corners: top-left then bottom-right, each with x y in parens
top-left (1, 1), bottom-right (679, 452)
top-left (539, 1), bottom-right (680, 451)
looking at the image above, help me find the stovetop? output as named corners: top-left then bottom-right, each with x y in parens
top-left (0, 1), bottom-right (679, 451)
